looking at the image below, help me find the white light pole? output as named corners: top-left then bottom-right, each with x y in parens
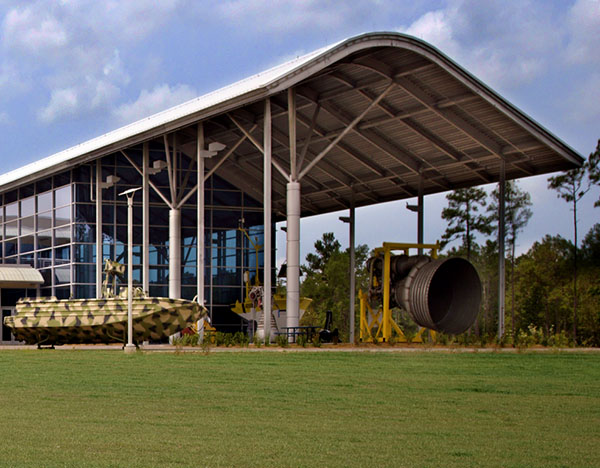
top-left (119, 187), bottom-right (142, 353)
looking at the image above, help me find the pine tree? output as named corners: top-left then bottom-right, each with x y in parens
top-left (548, 165), bottom-right (591, 342)
top-left (440, 187), bottom-right (491, 261)
top-left (488, 180), bottom-right (533, 336)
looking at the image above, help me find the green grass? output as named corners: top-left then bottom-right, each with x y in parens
top-left (0, 351), bottom-right (598, 467)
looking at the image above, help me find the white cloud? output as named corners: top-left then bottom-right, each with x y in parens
top-left (38, 87), bottom-right (79, 123)
top-left (3, 6), bottom-right (67, 55)
top-left (398, 1), bottom-right (560, 89)
top-left (1, 1), bottom-right (182, 122)
top-left (112, 83), bottom-right (198, 125)
top-left (566, 0), bottom-right (600, 64)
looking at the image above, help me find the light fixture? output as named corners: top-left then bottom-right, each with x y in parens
top-left (100, 175), bottom-right (121, 189)
top-left (406, 202), bottom-right (419, 213)
top-left (148, 160), bottom-right (167, 175)
top-left (200, 141), bottom-right (226, 158)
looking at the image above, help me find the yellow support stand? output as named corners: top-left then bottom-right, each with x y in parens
top-left (359, 241), bottom-right (439, 343)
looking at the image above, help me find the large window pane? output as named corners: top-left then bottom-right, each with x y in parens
top-left (55, 206), bottom-right (71, 226)
top-left (20, 216), bottom-right (34, 236)
top-left (37, 211), bottom-right (52, 230)
top-left (55, 287), bottom-right (70, 299)
top-left (5, 202), bottom-right (18, 220)
top-left (54, 226), bottom-right (70, 245)
top-left (212, 287), bottom-right (242, 304)
top-left (75, 264), bottom-right (95, 283)
top-left (212, 210), bottom-right (241, 229)
top-left (74, 223), bottom-right (95, 242)
top-left (182, 266), bottom-right (197, 285)
top-left (19, 235), bottom-right (34, 253)
top-left (37, 230), bottom-right (52, 249)
top-left (54, 266), bottom-right (71, 285)
top-left (74, 285), bottom-right (95, 299)
top-left (212, 267), bottom-right (241, 286)
top-left (55, 246), bottom-right (70, 264)
top-left (37, 191), bottom-right (52, 212)
top-left (149, 266), bottom-right (168, 285)
top-left (4, 240), bottom-right (17, 256)
top-left (21, 197), bottom-right (34, 217)
top-left (5, 220), bottom-right (18, 238)
top-left (55, 185), bottom-right (71, 207)
top-left (75, 243), bottom-right (96, 263)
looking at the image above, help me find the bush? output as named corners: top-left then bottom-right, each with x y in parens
top-left (312, 334), bottom-right (322, 348)
top-left (548, 329), bottom-right (570, 348)
top-left (276, 334), bottom-right (289, 348)
top-left (253, 333), bottom-right (263, 348)
top-left (296, 334), bottom-right (307, 348)
top-left (233, 332), bottom-right (249, 347)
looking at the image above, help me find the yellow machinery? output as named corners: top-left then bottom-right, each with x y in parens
top-left (360, 241), bottom-right (481, 343)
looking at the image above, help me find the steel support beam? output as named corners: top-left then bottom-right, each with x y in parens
top-left (418, 175), bottom-right (424, 255)
top-left (142, 143), bottom-right (150, 294)
top-left (169, 209), bottom-right (181, 299)
top-left (286, 181), bottom-right (301, 336)
top-left (498, 159), bottom-right (506, 338)
top-left (349, 196), bottom-right (356, 343)
top-left (197, 123), bottom-right (205, 314)
top-left (95, 159), bottom-right (103, 298)
top-left (263, 99), bottom-right (272, 340)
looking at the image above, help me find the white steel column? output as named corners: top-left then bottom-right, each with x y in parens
top-left (498, 160), bottom-right (506, 338)
top-left (197, 123), bottom-right (205, 309)
top-left (286, 89), bottom-right (301, 337)
top-left (95, 159), bottom-right (103, 298)
top-left (169, 209), bottom-right (181, 299)
top-left (349, 198), bottom-right (356, 344)
top-left (286, 182), bottom-right (301, 333)
top-left (142, 143), bottom-right (150, 294)
top-left (263, 99), bottom-right (272, 340)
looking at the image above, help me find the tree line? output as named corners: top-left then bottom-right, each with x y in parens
top-left (299, 139), bottom-right (600, 346)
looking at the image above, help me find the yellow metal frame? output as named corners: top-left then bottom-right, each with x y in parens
top-left (360, 242), bottom-right (439, 343)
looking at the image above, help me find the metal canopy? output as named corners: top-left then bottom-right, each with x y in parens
top-left (0, 265), bottom-right (44, 288)
top-left (0, 32), bottom-right (583, 218)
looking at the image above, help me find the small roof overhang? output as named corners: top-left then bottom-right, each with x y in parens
top-left (0, 265), bottom-right (44, 288)
top-left (0, 32), bottom-right (583, 218)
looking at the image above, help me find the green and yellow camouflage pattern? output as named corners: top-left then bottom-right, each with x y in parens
top-left (4, 295), bottom-right (205, 346)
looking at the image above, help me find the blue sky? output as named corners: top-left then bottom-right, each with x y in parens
top-left (0, 0), bottom-right (598, 265)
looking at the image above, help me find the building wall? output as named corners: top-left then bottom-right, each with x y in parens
top-left (0, 143), bottom-right (270, 331)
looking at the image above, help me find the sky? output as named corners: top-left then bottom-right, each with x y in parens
top-left (0, 0), bottom-right (598, 267)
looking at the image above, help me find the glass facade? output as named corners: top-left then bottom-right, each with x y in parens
top-left (0, 143), bottom-right (270, 330)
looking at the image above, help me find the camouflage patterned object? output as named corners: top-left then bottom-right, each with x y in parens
top-left (4, 295), bottom-right (206, 346)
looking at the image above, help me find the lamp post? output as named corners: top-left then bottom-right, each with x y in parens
top-left (119, 187), bottom-right (142, 353)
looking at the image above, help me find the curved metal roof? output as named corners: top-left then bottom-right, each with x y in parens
top-left (0, 32), bottom-right (583, 218)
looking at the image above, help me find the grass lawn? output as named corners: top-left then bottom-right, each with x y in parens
top-left (0, 350), bottom-right (598, 467)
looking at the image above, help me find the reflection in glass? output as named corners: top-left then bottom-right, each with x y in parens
top-left (19, 235), bottom-right (35, 253)
top-left (55, 185), bottom-right (71, 207)
top-left (5, 202), bottom-right (18, 219)
top-left (5, 220), bottom-right (18, 238)
top-left (54, 266), bottom-right (71, 285)
top-left (37, 191), bottom-right (52, 212)
top-left (54, 226), bottom-right (70, 245)
top-left (37, 211), bottom-right (52, 231)
top-left (20, 216), bottom-right (34, 236)
top-left (37, 230), bottom-right (52, 249)
top-left (75, 243), bottom-right (96, 263)
top-left (55, 246), bottom-right (70, 263)
top-left (21, 197), bottom-right (34, 217)
top-left (54, 206), bottom-right (71, 226)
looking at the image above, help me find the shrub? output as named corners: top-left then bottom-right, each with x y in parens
top-left (296, 334), bottom-right (307, 348)
top-left (253, 333), bottom-right (263, 348)
top-left (233, 332), bottom-right (249, 347)
top-left (276, 334), bottom-right (289, 348)
top-left (312, 334), bottom-right (322, 348)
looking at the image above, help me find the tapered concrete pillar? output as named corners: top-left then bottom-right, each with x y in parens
top-left (286, 181), bottom-right (301, 333)
top-left (169, 208), bottom-right (181, 299)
